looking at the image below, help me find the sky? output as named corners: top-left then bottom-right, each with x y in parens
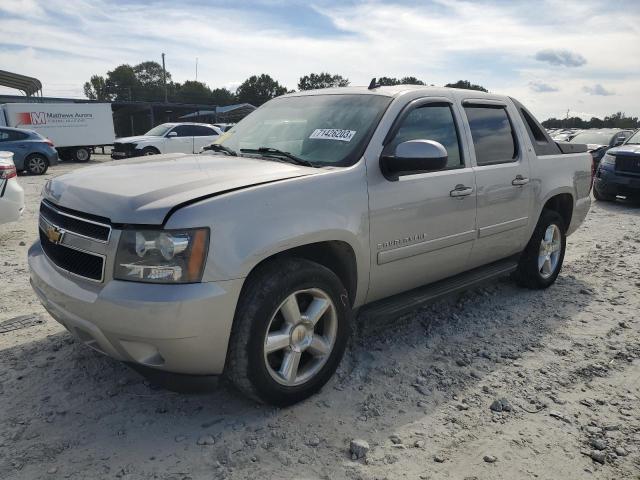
top-left (0, 0), bottom-right (639, 121)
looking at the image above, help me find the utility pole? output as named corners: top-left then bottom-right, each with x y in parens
top-left (161, 53), bottom-right (168, 103)
top-left (196, 57), bottom-right (198, 82)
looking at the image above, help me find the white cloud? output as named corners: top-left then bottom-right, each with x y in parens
top-left (0, 0), bottom-right (638, 121)
top-left (583, 84), bottom-right (615, 96)
top-left (534, 49), bottom-right (587, 67)
top-left (529, 81), bottom-right (559, 93)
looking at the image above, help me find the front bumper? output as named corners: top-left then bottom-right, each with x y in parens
top-left (595, 165), bottom-right (640, 197)
top-left (0, 178), bottom-right (24, 224)
top-left (28, 241), bottom-right (244, 375)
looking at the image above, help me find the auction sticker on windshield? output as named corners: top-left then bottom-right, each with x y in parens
top-left (309, 129), bottom-right (356, 142)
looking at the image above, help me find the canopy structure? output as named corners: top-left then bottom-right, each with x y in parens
top-left (179, 103), bottom-right (256, 122)
top-left (0, 70), bottom-right (42, 97)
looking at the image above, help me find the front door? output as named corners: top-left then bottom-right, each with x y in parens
top-left (461, 102), bottom-right (533, 268)
top-left (164, 125), bottom-right (195, 154)
top-left (367, 99), bottom-right (477, 302)
top-left (192, 125), bottom-right (220, 152)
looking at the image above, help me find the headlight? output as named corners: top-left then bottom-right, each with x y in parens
top-left (114, 228), bottom-right (209, 283)
top-left (601, 153), bottom-right (615, 165)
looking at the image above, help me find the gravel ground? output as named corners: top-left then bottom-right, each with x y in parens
top-left (1, 157), bottom-right (639, 480)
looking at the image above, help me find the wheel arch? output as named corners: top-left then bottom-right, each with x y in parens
top-left (242, 240), bottom-right (359, 307)
top-left (541, 192), bottom-right (574, 232)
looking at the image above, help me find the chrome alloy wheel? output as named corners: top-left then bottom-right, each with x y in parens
top-left (28, 156), bottom-right (47, 174)
top-left (263, 288), bottom-right (338, 387)
top-left (538, 224), bottom-right (561, 279)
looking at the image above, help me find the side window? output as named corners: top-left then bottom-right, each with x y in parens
top-left (464, 106), bottom-right (518, 166)
top-left (191, 125), bottom-right (218, 137)
top-left (387, 103), bottom-right (463, 169)
top-left (516, 105), bottom-right (561, 156)
top-left (0, 130), bottom-right (10, 142)
top-left (170, 125), bottom-right (194, 137)
top-left (9, 131), bottom-right (29, 141)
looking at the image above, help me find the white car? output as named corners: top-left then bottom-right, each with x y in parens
top-left (0, 151), bottom-right (25, 225)
top-left (111, 123), bottom-right (222, 159)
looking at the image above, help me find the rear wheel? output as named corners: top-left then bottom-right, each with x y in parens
top-left (26, 154), bottom-right (49, 175)
top-left (514, 210), bottom-right (566, 289)
top-left (72, 147), bottom-right (91, 162)
top-left (225, 258), bottom-right (351, 406)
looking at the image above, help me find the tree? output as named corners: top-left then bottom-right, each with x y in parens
top-left (541, 113), bottom-right (639, 129)
top-left (298, 72), bottom-right (349, 90)
top-left (83, 75), bottom-right (111, 101)
top-left (445, 80), bottom-right (488, 92)
top-left (104, 64), bottom-right (138, 101)
top-left (210, 87), bottom-right (237, 106)
top-left (173, 80), bottom-right (212, 104)
top-left (376, 76), bottom-right (425, 86)
top-left (236, 74), bottom-right (288, 106)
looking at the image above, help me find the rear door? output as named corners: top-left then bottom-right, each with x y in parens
top-left (367, 98), bottom-right (477, 302)
top-left (191, 125), bottom-right (220, 152)
top-left (461, 100), bottom-right (533, 269)
top-left (164, 125), bottom-right (195, 153)
top-left (0, 129), bottom-right (29, 169)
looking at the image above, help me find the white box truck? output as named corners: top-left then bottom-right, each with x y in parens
top-left (0, 103), bottom-right (115, 162)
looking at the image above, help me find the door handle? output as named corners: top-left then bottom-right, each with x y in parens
top-left (512, 175), bottom-right (530, 186)
top-left (450, 184), bottom-right (474, 197)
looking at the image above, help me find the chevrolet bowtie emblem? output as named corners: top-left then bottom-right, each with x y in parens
top-left (46, 225), bottom-right (65, 244)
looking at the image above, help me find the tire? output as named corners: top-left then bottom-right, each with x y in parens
top-left (73, 147), bottom-right (91, 162)
top-left (141, 147), bottom-right (160, 156)
top-left (513, 210), bottom-right (566, 289)
top-left (593, 185), bottom-right (615, 202)
top-left (26, 154), bottom-right (49, 175)
top-left (225, 258), bottom-right (351, 406)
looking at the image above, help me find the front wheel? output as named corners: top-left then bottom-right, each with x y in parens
top-left (225, 258), bottom-right (351, 406)
top-left (513, 210), bottom-right (566, 289)
top-left (26, 154), bottom-right (49, 175)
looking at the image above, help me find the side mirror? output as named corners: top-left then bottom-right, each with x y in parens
top-left (381, 140), bottom-right (448, 180)
top-left (167, 131), bottom-right (178, 137)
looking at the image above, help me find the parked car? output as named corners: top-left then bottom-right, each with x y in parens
top-left (0, 126), bottom-right (59, 175)
top-left (569, 129), bottom-right (633, 167)
top-left (111, 123), bottom-right (222, 158)
top-left (29, 85), bottom-right (591, 406)
top-left (0, 103), bottom-right (115, 162)
top-left (593, 129), bottom-right (640, 201)
top-left (0, 151), bottom-right (25, 224)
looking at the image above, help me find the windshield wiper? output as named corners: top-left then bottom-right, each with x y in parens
top-left (203, 143), bottom-right (237, 156)
top-left (240, 147), bottom-right (315, 167)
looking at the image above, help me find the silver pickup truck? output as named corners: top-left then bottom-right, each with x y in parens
top-left (28, 85), bottom-right (592, 405)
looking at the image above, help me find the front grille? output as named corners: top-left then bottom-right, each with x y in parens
top-left (39, 228), bottom-right (104, 281)
top-left (40, 201), bottom-right (111, 242)
top-left (112, 143), bottom-right (134, 154)
top-left (615, 155), bottom-right (640, 174)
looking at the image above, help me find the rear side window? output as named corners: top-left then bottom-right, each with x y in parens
top-left (464, 106), bottom-right (518, 166)
top-left (0, 130), bottom-right (28, 141)
top-left (387, 103), bottom-right (463, 169)
top-left (191, 125), bottom-right (219, 136)
top-left (511, 98), bottom-right (561, 156)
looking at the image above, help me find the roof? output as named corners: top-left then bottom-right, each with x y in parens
top-left (286, 85), bottom-right (493, 99)
top-left (178, 103), bottom-right (256, 119)
top-left (0, 70), bottom-right (42, 96)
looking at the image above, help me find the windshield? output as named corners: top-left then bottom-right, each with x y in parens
top-left (144, 124), bottom-right (173, 136)
top-left (570, 131), bottom-right (612, 145)
top-left (625, 130), bottom-right (640, 145)
top-left (214, 94), bottom-right (392, 167)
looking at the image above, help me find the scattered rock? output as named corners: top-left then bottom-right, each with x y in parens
top-left (483, 455), bottom-right (498, 463)
top-left (47, 467), bottom-right (58, 474)
top-left (590, 450), bottom-right (606, 464)
top-left (434, 454), bottom-right (446, 463)
top-left (490, 398), bottom-right (512, 412)
top-left (389, 434), bottom-right (403, 445)
top-left (307, 436), bottom-right (321, 447)
top-left (197, 434), bottom-right (215, 446)
top-left (350, 439), bottom-right (370, 460)
top-left (590, 438), bottom-right (607, 451)
top-left (614, 447), bottom-right (627, 457)
top-left (549, 410), bottom-right (572, 424)
top-left (414, 440), bottom-right (425, 448)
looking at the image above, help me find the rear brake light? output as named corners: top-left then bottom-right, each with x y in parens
top-left (0, 164), bottom-right (17, 179)
top-left (45, 139), bottom-right (55, 147)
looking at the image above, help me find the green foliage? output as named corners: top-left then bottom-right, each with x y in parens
top-left (376, 76), bottom-right (425, 86)
top-left (235, 74), bottom-right (289, 106)
top-left (445, 80), bottom-right (488, 92)
top-left (83, 75), bottom-right (110, 101)
top-left (541, 112), bottom-right (640, 129)
top-left (298, 72), bottom-right (349, 90)
top-left (210, 87), bottom-right (237, 106)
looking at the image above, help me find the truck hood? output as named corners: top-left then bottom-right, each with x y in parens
top-left (114, 135), bottom-right (160, 144)
top-left (608, 144), bottom-right (640, 156)
top-left (43, 153), bottom-right (317, 225)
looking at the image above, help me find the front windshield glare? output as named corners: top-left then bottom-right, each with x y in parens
top-left (145, 124), bottom-right (173, 136)
top-left (570, 132), bottom-right (611, 145)
top-left (625, 130), bottom-right (640, 145)
top-left (215, 94), bottom-right (392, 167)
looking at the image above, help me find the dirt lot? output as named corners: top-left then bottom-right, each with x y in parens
top-left (1, 157), bottom-right (639, 480)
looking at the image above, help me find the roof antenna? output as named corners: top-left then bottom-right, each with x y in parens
top-left (368, 78), bottom-right (377, 90)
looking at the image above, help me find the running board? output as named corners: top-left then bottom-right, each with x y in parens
top-left (358, 257), bottom-right (519, 322)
